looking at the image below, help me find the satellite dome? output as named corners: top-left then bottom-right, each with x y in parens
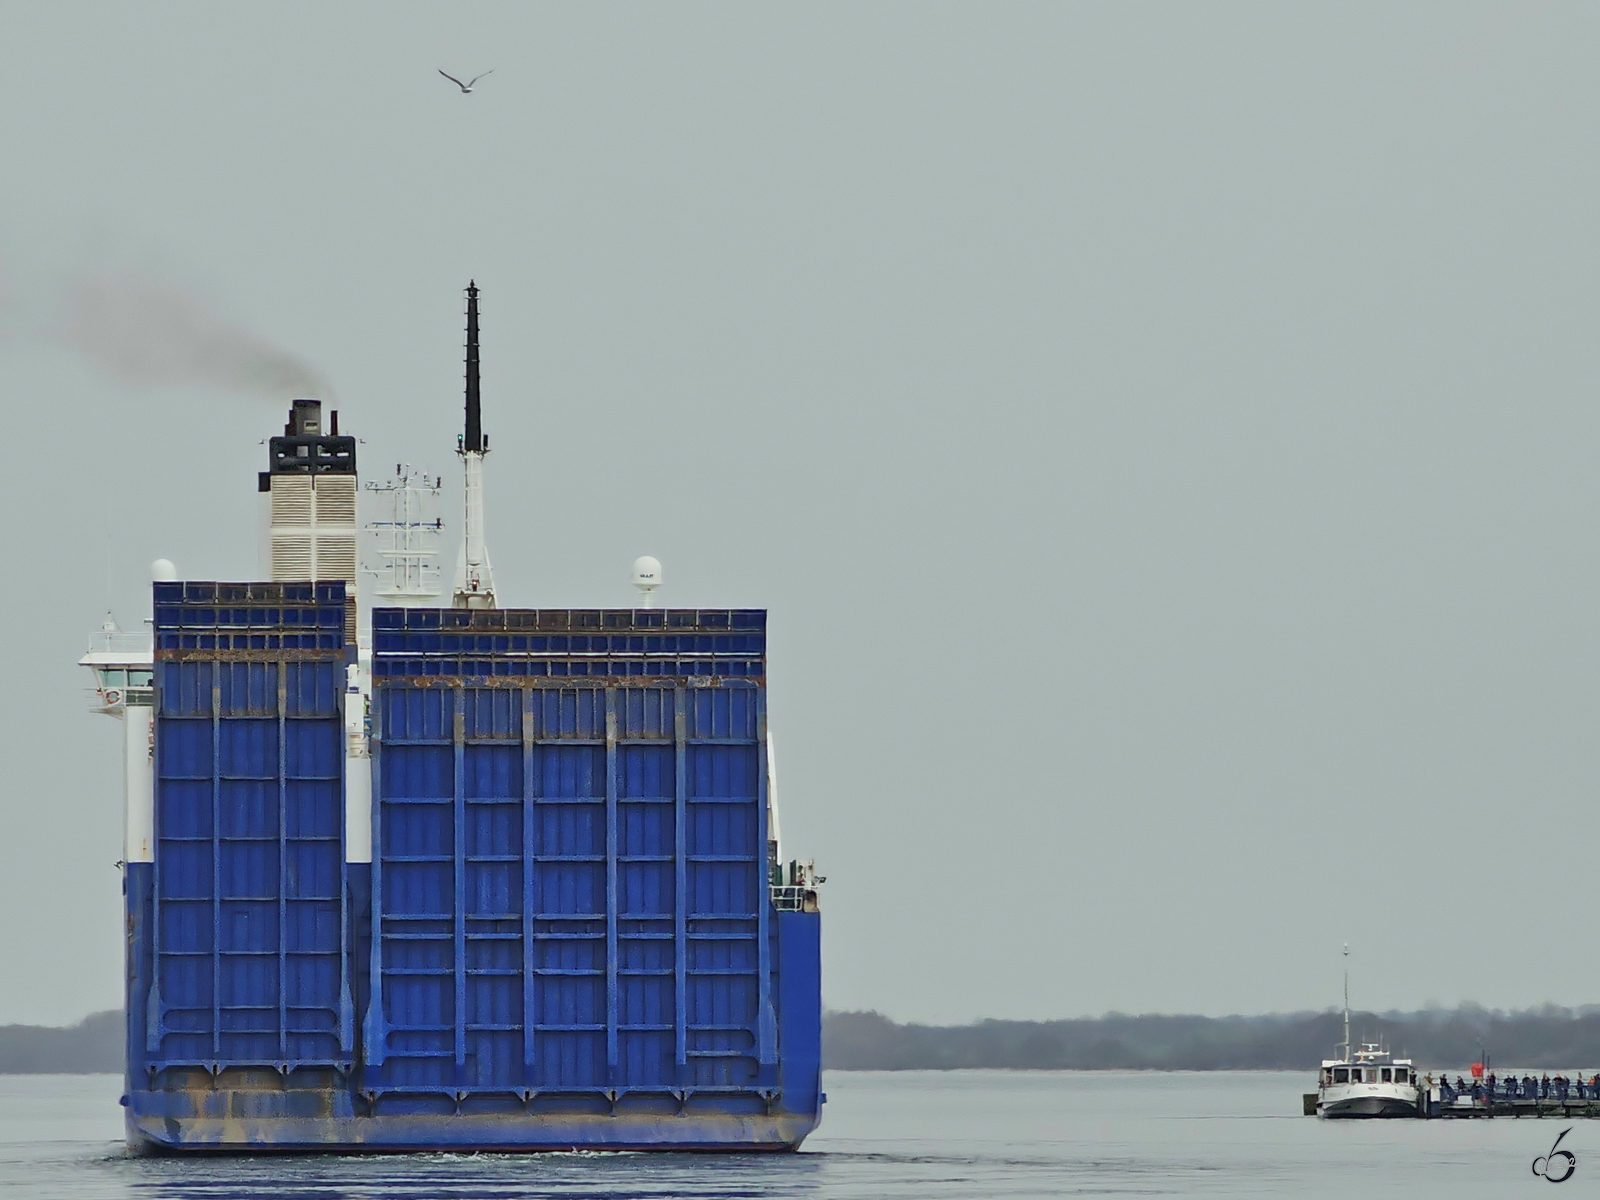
top-left (631, 556), bottom-right (662, 588)
top-left (150, 559), bottom-right (177, 582)
top-left (631, 556), bottom-right (662, 608)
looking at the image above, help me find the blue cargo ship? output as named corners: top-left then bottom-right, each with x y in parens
top-left (81, 285), bottom-right (824, 1152)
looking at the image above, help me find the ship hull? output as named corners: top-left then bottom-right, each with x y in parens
top-left (125, 1104), bottom-right (818, 1154)
top-left (124, 838), bottom-right (824, 1155)
top-left (1319, 1091), bottom-right (1419, 1118)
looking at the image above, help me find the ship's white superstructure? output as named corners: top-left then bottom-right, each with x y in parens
top-left (78, 597), bottom-right (157, 867)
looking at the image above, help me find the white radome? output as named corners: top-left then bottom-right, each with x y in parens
top-left (150, 559), bottom-right (177, 581)
top-left (631, 556), bottom-right (662, 588)
top-left (632, 555), bottom-right (662, 605)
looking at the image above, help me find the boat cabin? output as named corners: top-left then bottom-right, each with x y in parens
top-left (1321, 1062), bottom-right (1414, 1086)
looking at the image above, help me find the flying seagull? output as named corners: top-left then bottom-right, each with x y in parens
top-left (439, 69), bottom-right (493, 93)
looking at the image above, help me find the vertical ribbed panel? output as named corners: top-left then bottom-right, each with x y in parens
top-left (367, 609), bottom-right (770, 1100)
top-left (148, 583), bottom-right (348, 1073)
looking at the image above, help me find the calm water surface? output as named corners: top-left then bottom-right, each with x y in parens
top-left (0, 1070), bottom-right (1574, 1198)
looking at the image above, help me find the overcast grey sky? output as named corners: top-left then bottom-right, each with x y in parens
top-left (0, 1), bottom-right (1596, 1027)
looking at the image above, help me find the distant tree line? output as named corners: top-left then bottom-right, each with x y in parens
top-left (10, 1007), bottom-right (1600, 1073)
top-left (0, 1011), bottom-right (122, 1073)
top-left (823, 1007), bottom-right (1600, 1071)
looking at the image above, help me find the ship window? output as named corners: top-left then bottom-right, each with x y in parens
top-left (1382, 1068), bottom-right (1392, 1083)
top-left (129, 670), bottom-right (152, 688)
top-left (1334, 1068), bottom-right (1349, 1083)
top-left (1395, 1069), bottom-right (1408, 1084)
top-left (100, 670), bottom-right (126, 687)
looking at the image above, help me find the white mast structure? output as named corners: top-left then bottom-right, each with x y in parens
top-left (1342, 943), bottom-right (1351, 1061)
top-left (365, 467), bottom-right (444, 605)
top-left (452, 281), bottom-right (497, 609)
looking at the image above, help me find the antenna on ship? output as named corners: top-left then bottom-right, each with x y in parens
top-left (452, 280), bottom-right (497, 609)
top-left (1341, 943), bottom-right (1351, 1062)
top-left (364, 466), bottom-right (444, 605)
top-left (631, 556), bottom-right (662, 608)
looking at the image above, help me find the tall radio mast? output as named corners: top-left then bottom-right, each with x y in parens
top-left (451, 280), bottom-right (497, 608)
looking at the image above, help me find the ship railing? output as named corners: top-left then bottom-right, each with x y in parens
top-left (1438, 1076), bottom-right (1600, 1103)
top-left (771, 885), bottom-right (819, 913)
top-left (87, 630), bottom-right (155, 656)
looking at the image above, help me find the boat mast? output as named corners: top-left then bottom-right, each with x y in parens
top-left (1341, 943), bottom-right (1351, 1060)
top-left (451, 281), bottom-right (497, 609)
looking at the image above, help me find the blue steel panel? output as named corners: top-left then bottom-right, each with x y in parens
top-left (776, 910), bottom-right (821, 1113)
top-left (521, 687), bottom-right (537, 1072)
top-left (675, 689), bottom-right (689, 1076)
top-left (605, 689), bottom-right (619, 1082)
top-left (368, 611), bottom-right (776, 1104)
top-left (149, 585), bottom-right (348, 1074)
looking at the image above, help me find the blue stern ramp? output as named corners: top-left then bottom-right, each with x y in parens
top-left (127, 593), bottom-right (823, 1152)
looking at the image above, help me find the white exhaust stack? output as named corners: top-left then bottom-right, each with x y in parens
top-left (259, 399), bottom-right (358, 594)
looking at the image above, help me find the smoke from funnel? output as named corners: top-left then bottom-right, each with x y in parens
top-left (59, 272), bottom-right (331, 400)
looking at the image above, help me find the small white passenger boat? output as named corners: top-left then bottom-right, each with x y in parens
top-left (1315, 948), bottom-right (1420, 1119)
top-left (1318, 1041), bottom-right (1420, 1118)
